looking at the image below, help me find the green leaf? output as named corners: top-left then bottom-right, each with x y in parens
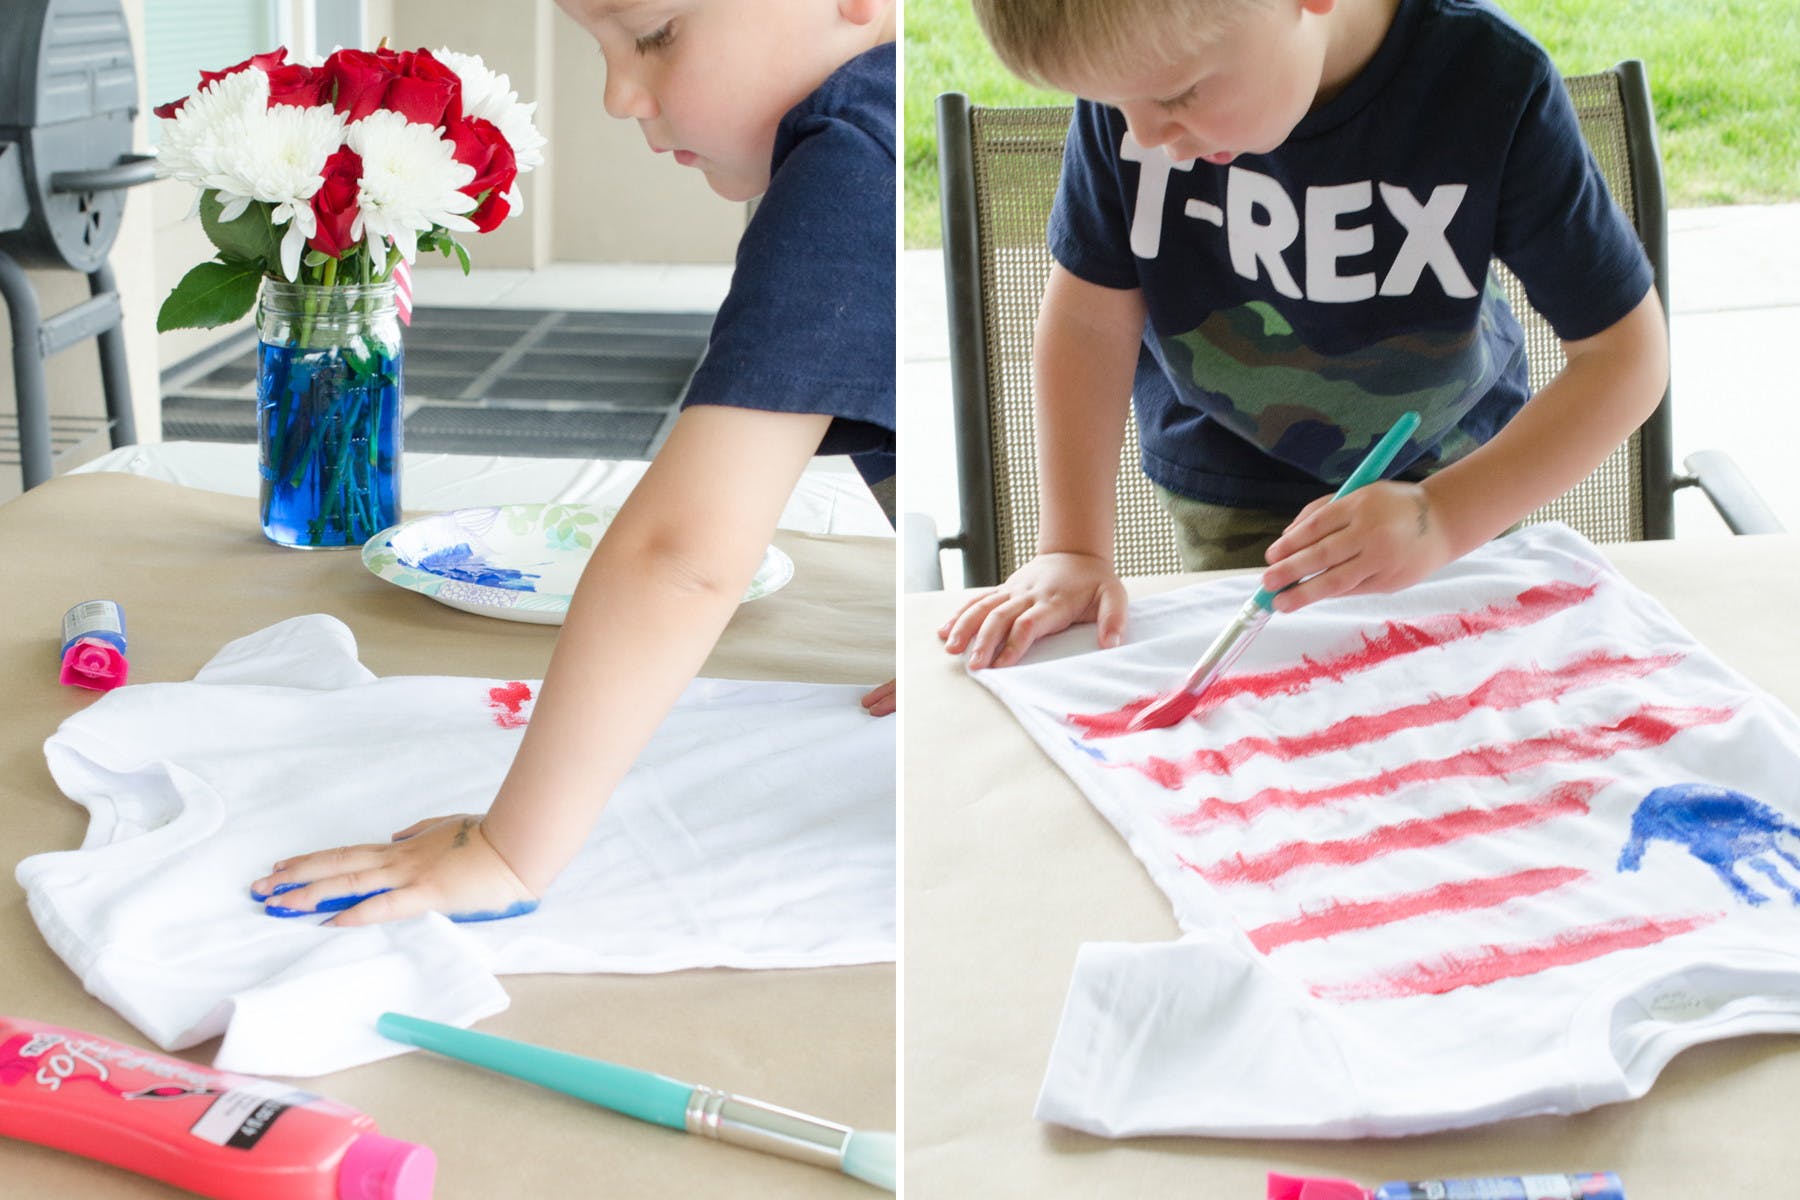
top-left (200, 192), bottom-right (281, 273)
top-left (443, 236), bottom-right (472, 276)
top-left (156, 259), bottom-right (264, 331)
top-left (304, 249), bottom-right (329, 267)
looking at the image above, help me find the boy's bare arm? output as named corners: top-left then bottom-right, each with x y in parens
top-left (940, 264), bottom-right (1145, 667)
top-left (1262, 287), bottom-right (1669, 609)
top-left (252, 404), bottom-right (834, 925)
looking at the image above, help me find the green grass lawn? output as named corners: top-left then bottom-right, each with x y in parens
top-left (904, 0), bottom-right (1800, 246)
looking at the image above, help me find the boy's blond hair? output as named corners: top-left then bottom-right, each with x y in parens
top-left (970, 0), bottom-right (1268, 90)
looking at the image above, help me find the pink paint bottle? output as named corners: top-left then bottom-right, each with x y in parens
top-left (59, 599), bottom-right (129, 691)
top-left (0, 1016), bottom-right (435, 1198)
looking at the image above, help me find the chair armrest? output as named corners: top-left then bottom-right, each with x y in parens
top-left (902, 511), bottom-right (946, 592)
top-left (1679, 450), bottom-right (1787, 535)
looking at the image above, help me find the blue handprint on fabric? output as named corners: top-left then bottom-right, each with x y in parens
top-left (1618, 783), bottom-right (1800, 906)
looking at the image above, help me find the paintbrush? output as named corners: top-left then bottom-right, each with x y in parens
top-left (1125, 411), bottom-right (1422, 733)
top-left (376, 1012), bottom-right (895, 1191)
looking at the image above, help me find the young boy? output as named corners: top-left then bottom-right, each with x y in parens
top-left (252, 0), bottom-right (896, 924)
top-left (941, 0), bottom-right (1667, 669)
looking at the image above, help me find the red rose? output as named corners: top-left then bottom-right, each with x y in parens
top-left (445, 116), bottom-right (519, 233)
top-left (323, 49), bottom-right (399, 122)
top-left (308, 147), bottom-right (363, 259)
top-left (199, 48), bottom-right (290, 89)
top-left (391, 49), bottom-right (463, 126)
top-left (154, 47), bottom-right (291, 118)
top-left (323, 46), bottom-right (460, 126)
top-left (266, 63), bottom-right (330, 109)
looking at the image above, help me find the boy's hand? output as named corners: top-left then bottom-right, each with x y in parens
top-left (861, 678), bottom-right (896, 717)
top-left (1259, 481), bottom-right (1454, 612)
top-left (249, 815), bottom-right (540, 926)
top-left (938, 551), bottom-right (1128, 669)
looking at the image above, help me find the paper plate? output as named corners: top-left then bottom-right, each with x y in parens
top-left (361, 503), bottom-right (795, 624)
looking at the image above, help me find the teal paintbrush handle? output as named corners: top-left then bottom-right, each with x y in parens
top-left (1250, 410), bottom-right (1421, 611)
top-left (377, 1012), bottom-right (693, 1130)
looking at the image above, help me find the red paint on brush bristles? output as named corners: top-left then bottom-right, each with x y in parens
top-left (1168, 704), bottom-right (1736, 827)
top-left (1069, 580), bottom-right (1599, 739)
top-left (487, 681), bottom-right (533, 728)
top-left (1246, 865), bottom-right (1589, 952)
top-left (1123, 651), bottom-right (1682, 787)
top-left (1180, 779), bottom-right (1601, 887)
top-left (1314, 911), bottom-right (1722, 1002)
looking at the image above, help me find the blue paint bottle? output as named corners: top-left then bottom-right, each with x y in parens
top-left (59, 600), bottom-right (129, 691)
top-left (1372, 1173), bottom-right (1626, 1200)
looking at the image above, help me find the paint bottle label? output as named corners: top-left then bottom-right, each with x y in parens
top-left (1372, 1173), bottom-right (1626, 1200)
top-left (61, 599), bottom-right (127, 652)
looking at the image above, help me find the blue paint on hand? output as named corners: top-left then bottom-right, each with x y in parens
top-left (446, 899), bottom-right (540, 923)
top-left (1618, 782), bottom-right (1800, 906)
top-left (248, 881), bottom-right (306, 903)
top-left (263, 887), bottom-right (392, 918)
top-left (256, 889), bottom-right (537, 922)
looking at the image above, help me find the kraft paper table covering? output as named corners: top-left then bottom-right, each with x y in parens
top-left (0, 472), bottom-right (895, 1200)
top-left (905, 533), bottom-right (1800, 1199)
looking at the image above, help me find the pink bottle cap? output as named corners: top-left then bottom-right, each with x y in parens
top-left (1268, 1173), bottom-right (1371, 1200)
top-left (338, 1132), bottom-right (437, 1200)
top-left (59, 639), bottom-right (128, 691)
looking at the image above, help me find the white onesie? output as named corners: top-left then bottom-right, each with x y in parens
top-left (21, 615), bottom-right (894, 1077)
top-left (973, 523), bottom-right (1800, 1138)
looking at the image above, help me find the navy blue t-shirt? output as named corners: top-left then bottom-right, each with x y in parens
top-left (1049, 0), bottom-right (1653, 509)
top-left (680, 42), bottom-right (896, 486)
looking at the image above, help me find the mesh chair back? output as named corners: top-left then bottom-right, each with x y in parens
top-left (939, 61), bottom-right (1672, 586)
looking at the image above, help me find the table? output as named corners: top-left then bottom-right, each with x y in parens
top-left (0, 472), bottom-right (895, 1198)
top-left (904, 534), bottom-right (1800, 1198)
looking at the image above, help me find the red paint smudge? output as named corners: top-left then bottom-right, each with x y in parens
top-left (1314, 911), bottom-right (1722, 1002)
top-left (1071, 580), bottom-right (1598, 738)
top-left (488, 681), bottom-right (533, 729)
top-left (1130, 651), bottom-right (1683, 788)
top-left (1246, 866), bottom-right (1588, 952)
top-left (1172, 704), bottom-right (1735, 827)
top-left (1181, 780), bottom-right (1600, 886)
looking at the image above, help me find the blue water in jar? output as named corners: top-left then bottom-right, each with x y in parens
top-left (256, 338), bottom-right (403, 547)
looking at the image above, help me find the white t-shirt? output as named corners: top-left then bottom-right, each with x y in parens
top-left (21, 615), bottom-right (894, 1077)
top-left (974, 523), bottom-right (1800, 1137)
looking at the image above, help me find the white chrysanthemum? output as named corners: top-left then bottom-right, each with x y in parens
top-left (154, 66), bottom-right (272, 189)
top-left (346, 109), bottom-right (478, 264)
top-left (435, 47), bottom-right (547, 173)
top-left (201, 102), bottom-right (346, 281)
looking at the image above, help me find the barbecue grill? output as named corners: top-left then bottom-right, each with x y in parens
top-left (0, 0), bottom-right (154, 488)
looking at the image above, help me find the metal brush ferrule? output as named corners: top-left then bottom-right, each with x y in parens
top-left (1177, 596), bottom-right (1272, 696)
top-left (684, 1085), bottom-right (852, 1171)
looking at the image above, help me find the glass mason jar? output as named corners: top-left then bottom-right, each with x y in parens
top-left (255, 280), bottom-right (404, 548)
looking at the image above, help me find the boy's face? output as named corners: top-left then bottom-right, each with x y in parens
top-left (556, 0), bottom-right (885, 201)
top-left (1061, 0), bottom-right (1337, 166)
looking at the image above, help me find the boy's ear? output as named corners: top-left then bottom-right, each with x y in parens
top-left (837, 0), bottom-right (890, 28)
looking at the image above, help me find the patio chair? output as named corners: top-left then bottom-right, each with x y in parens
top-left (908, 59), bottom-right (1781, 591)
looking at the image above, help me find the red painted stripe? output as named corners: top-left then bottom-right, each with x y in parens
top-left (1171, 704), bottom-right (1735, 828)
top-left (1072, 580), bottom-right (1598, 738)
top-left (1246, 866), bottom-right (1588, 952)
top-left (1128, 651), bottom-right (1682, 789)
top-left (1314, 912), bottom-right (1722, 1002)
top-left (1181, 780), bottom-right (1601, 887)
